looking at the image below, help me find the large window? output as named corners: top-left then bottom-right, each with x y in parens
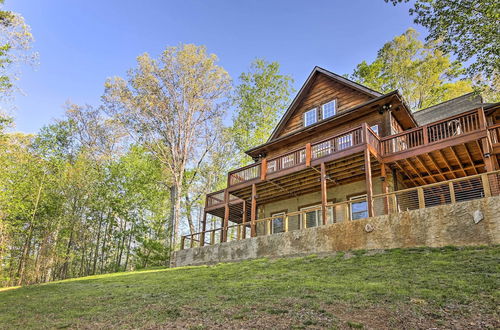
top-left (350, 195), bottom-right (368, 220)
top-left (271, 212), bottom-right (285, 234)
top-left (322, 100), bottom-right (336, 119)
top-left (300, 205), bottom-right (333, 228)
top-left (304, 108), bottom-right (317, 127)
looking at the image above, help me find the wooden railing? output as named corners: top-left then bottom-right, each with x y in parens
top-left (206, 190), bottom-right (225, 207)
top-left (266, 147), bottom-right (306, 175)
top-left (380, 109), bottom-right (482, 155)
top-left (311, 127), bottom-right (364, 160)
top-left (488, 124), bottom-right (500, 144)
top-left (228, 162), bottom-right (261, 186)
top-left (225, 109), bottom-right (488, 189)
top-left (181, 170), bottom-right (500, 250)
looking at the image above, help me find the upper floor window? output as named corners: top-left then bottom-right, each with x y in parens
top-left (304, 108), bottom-right (317, 127)
top-left (370, 124), bottom-right (379, 135)
top-left (322, 100), bottom-right (336, 119)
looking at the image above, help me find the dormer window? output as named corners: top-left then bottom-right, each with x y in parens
top-left (304, 108), bottom-right (317, 127)
top-left (322, 100), bottom-right (336, 119)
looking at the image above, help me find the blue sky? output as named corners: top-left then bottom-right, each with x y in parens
top-left (5, 0), bottom-right (421, 133)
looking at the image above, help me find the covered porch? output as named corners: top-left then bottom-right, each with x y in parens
top-left (181, 108), bottom-right (500, 249)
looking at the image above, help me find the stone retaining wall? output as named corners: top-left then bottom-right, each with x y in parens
top-left (171, 196), bottom-right (500, 267)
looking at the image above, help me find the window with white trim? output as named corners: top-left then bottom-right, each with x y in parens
top-left (322, 100), bottom-right (336, 119)
top-left (300, 205), bottom-right (333, 228)
top-left (271, 212), bottom-right (285, 234)
top-left (350, 195), bottom-right (368, 220)
top-left (304, 108), bottom-right (317, 127)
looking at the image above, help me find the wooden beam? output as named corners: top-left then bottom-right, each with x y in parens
top-left (320, 162), bottom-right (328, 225)
top-left (200, 211), bottom-right (207, 247)
top-left (380, 163), bottom-right (389, 214)
top-left (436, 149), bottom-right (457, 179)
top-left (394, 161), bottom-right (419, 186)
top-left (364, 148), bottom-right (374, 217)
top-left (242, 200), bottom-right (247, 239)
top-left (404, 158), bottom-right (429, 185)
top-left (305, 143), bottom-right (311, 166)
top-left (462, 143), bottom-right (478, 174)
top-left (425, 153), bottom-right (448, 181)
top-left (414, 156), bottom-right (438, 183)
top-left (261, 158), bottom-right (267, 180)
top-left (222, 189), bottom-right (229, 243)
top-left (449, 146), bottom-right (468, 176)
top-left (250, 184), bottom-right (257, 237)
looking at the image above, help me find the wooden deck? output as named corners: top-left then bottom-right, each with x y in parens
top-left (198, 108), bottom-right (499, 245)
top-left (223, 108), bottom-right (493, 197)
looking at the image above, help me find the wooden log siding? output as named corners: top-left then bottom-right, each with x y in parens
top-left (277, 74), bottom-right (373, 138)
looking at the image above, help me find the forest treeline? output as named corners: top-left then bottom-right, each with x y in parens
top-left (1, 0), bottom-right (498, 287)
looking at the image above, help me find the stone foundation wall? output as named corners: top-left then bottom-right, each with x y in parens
top-left (171, 196), bottom-right (500, 268)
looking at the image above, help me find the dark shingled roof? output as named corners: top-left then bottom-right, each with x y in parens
top-left (413, 93), bottom-right (485, 125)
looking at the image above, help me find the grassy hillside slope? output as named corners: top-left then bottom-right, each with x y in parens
top-left (0, 246), bottom-right (498, 329)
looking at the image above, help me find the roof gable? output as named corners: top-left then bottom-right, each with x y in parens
top-left (268, 67), bottom-right (382, 141)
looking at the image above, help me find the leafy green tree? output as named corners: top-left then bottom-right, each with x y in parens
top-left (103, 44), bottom-right (231, 248)
top-left (232, 59), bottom-right (294, 164)
top-left (385, 0), bottom-right (499, 80)
top-left (350, 28), bottom-right (473, 110)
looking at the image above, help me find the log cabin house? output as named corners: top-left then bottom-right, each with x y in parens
top-left (181, 66), bottom-right (500, 249)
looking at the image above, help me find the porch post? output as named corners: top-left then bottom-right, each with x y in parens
top-left (364, 148), bottom-right (374, 217)
top-left (242, 200), bottom-right (247, 239)
top-left (200, 210), bottom-right (207, 247)
top-left (222, 189), bottom-right (229, 243)
top-left (380, 163), bottom-right (389, 215)
top-left (251, 184), bottom-right (257, 237)
top-left (320, 162), bottom-right (328, 225)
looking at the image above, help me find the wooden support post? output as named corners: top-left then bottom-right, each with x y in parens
top-left (180, 236), bottom-right (185, 250)
top-left (381, 108), bottom-right (392, 136)
top-left (364, 148), bottom-right (374, 217)
top-left (380, 163), bottom-right (389, 215)
top-left (344, 202), bottom-right (350, 221)
top-left (210, 230), bottom-right (215, 245)
top-left (481, 174), bottom-right (492, 197)
top-left (200, 211), bottom-right (207, 247)
top-left (250, 184), bottom-right (257, 237)
top-left (266, 219), bottom-right (271, 235)
top-left (417, 187), bottom-right (425, 208)
top-left (478, 108), bottom-right (487, 129)
top-left (449, 181), bottom-right (456, 203)
top-left (305, 143), bottom-right (312, 166)
top-left (320, 162), bottom-right (328, 225)
top-left (422, 125), bottom-right (429, 145)
top-left (242, 200), bottom-right (247, 239)
top-left (390, 194), bottom-right (398, 213)
top-left (190, 235), bottom-right (195, 248)
top-left (222, 189), bottom-right (229, 243)
top-left (261, 158), bottom-right (267, 181)
top-left (284, 215), bottom-right (289, 232)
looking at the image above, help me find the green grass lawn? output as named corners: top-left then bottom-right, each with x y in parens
top-left (1, 246), bottom-right (499, 329)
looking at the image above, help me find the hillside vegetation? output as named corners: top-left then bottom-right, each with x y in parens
top-left (0, 246), bottom-right (498, 329)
